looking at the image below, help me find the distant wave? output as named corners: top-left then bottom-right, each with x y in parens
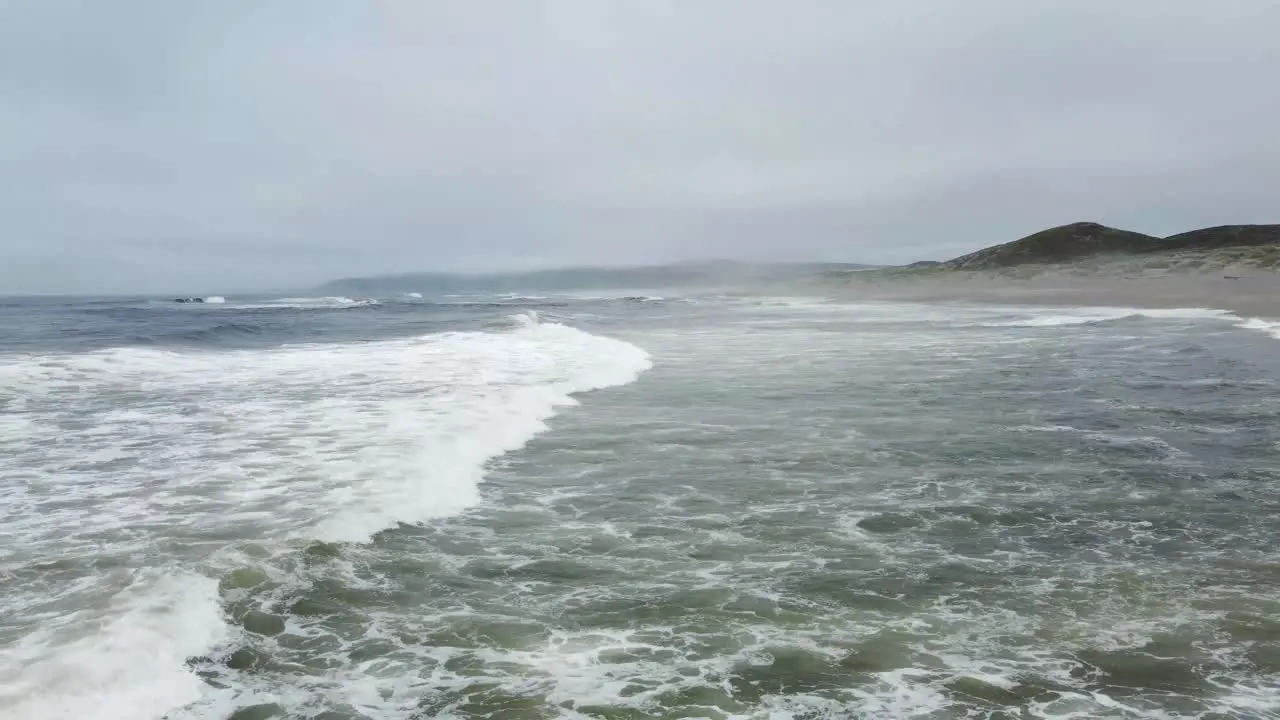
top-left (167, 296), bottom-right (226, 305)
top-left (442, 292), bottom-right (666, 305)
top-left (159, 295), bottom-right (381, 312)
top-left (559, 294), bottom-right (666, 303)
top-left (972, 306), bottom-right (1280, 342)
top-left (271, 296), bottom-right (378, 307)
top-left (144, 322), bottom-right (266, 346)
top-left (221, 297), bottom-right (380, 311)
top-left (974, 306), bottom-right (1236, 328)
top-left (508, 310), bottom-right (540, 327)
top-left (437, 300), bottom-right (570, 309)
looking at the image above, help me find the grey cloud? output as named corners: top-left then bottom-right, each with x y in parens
top-left (1, 0), bottom-right (1278, 294)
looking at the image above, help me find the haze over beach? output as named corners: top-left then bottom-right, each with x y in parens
top-left (3, 3), bottom-right (1280, 720)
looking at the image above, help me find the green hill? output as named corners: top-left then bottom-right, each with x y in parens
top-left (943, 222), bottom-right (1280, 270)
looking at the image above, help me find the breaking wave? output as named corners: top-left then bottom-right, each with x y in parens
top-left (0, 320), bottom-right (652, 718)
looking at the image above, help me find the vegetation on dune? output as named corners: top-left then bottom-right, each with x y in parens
top-left (944, 222), bottom-right (1162, 270)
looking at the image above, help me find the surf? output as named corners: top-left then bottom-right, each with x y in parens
top-left (0, 320), bottom-right (652, 719)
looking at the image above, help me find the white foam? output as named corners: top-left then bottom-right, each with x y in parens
top-left (275, 296), bottom-right (357, 304)
top-left (981, 305), bottom-right (1280, 342)
top-left (0, 569), bottom-right (228, 720)
top-left (1, 321), bottom-right (650, 545)
top-left (224, 296), bottom-right (380, 309)
top-left (0, 321), bottom-right (651, 716)
top-left (201, 296), bottom-right (226, 304)
top-left (980, 305), bottom-right (1236, 327)
top-left (1131, 307), bottom-right (1237, 320)
top-left (1238, 317), bottom-right (1280, 339)
top-left (727, 298), bottom-right (1243, 333)
top-left (509, 309), bottom-right (540, 328)
top-left (314, 296), bottom-right (375, 306)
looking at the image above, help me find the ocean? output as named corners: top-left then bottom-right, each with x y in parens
top-left (2, 290), bottom-right (1279, 720)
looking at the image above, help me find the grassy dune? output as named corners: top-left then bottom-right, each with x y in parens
top-left (821, 222), bottom-right (1280, 284)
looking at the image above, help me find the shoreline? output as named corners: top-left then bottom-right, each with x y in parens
top-left (810, 269), bottom-right (1280, 320)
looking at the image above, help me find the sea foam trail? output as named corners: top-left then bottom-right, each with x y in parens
top-left (982, 305), bottom-right (1280, 342)
top-left (1239, 317), bottom-right (1280, 339)
top-left (0, 321), bottom-right (651, 719)
top-left (976, 305), bottom-right (1237, 327)
top-left (231, 296), bottom-right (379, 310)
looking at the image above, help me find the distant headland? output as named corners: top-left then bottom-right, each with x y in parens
top-left (814, 222), bottom-right (1280, 318)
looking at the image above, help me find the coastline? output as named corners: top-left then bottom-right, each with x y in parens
top-left (814, 267), bottom-right (1280, 320)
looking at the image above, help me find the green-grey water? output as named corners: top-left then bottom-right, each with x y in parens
top-left (2, 294), bottom-right (1279, 719)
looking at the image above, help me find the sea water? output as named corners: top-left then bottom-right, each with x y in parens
top-left (1, 292), bottom-right (1278, 719)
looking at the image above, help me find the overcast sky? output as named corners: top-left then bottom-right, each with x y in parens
top-left (2, 1), bottom-right (1278, 293)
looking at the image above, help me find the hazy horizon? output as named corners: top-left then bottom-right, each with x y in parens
top-left (3, 1), bottom-right (1279, 294)
top-left (1, 258), bottom-right (881, 299)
